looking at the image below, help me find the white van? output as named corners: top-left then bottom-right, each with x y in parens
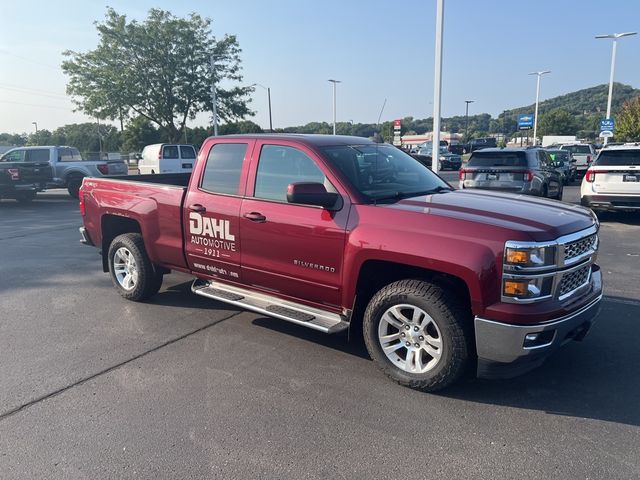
top-left (138, 144), bottom-right (197, 174)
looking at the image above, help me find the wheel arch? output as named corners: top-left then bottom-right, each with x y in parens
top-left (348, 259), bottom-right (473, 339)
top-left (100, 215), bottom-right (142, 272)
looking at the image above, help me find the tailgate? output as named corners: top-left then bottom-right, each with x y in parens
top-left (593, 167), bottom-right (640, 194)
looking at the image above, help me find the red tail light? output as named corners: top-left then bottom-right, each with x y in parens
top-left (525, 170), bottom-right (534, 182)
top-left (586, 155), bottom-right (592, 163)
top-left (79, 188), bottom-right (86, 216)
top-left (459, 169), bottom-right (466, 181)
top-left (96, 164), bottom-right (109, 175)
top-left (585, 169), bottom-right (596, 182)
top-left (7, 168), bottom-right (20, 181)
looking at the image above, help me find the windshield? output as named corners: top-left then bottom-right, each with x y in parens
top-left (595, 150), bottom-right (640, 166)
top-left (562, 145), bottom-right (591, 154)
top-left (320, 144), bottom-right (451, 203)
top-left (467, 151), bottom-right (527, 167)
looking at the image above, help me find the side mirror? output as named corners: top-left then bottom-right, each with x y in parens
top-left (286, 182), bottom-right (342, 211)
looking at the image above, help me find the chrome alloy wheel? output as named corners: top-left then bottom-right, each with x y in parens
top-left (113, 247), bottom-right (138, 291)
top-left (377, 304), bottom-right (443, 374)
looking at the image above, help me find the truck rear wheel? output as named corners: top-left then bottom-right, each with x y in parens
top-left (15, 192), bottom-right (36, 203)
top-left (67, 177), bottom-right (83, 199)
top-left (107, 233), bottom-right (163, 301)
top-left (363, 279), bottom-right (472, 391)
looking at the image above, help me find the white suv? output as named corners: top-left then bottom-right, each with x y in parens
top-left (581, 144), bottom-right (640, 211)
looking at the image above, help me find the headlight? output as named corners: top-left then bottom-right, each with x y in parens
top-left (439, 156), bottom-right (447, 161)
top-left (503, 276), bottom-right (553, 300)
top-left (504, 245), bottom-right (556, 269)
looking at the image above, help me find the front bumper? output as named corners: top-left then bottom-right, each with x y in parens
top-left (581, 194), bottom-right (640, 211)
top-left (475, 290), bottom-right (602, 379)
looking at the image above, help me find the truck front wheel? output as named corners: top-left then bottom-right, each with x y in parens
top-left (363, 279), bottom-right (472, 391)
top-left (107, 233), bottom-right (163, 301)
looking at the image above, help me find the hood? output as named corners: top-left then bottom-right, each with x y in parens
top-left (385, 189), bottom-right (596, 242)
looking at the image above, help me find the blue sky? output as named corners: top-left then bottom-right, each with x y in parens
top-left (1, 0), bottom-right (639, 133)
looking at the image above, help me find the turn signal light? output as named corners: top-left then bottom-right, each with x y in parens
top-left (586, 155), bottom-right (592, 163)
top-left (585, 170), bottom-right (595, 182)
top-left (504, 280), bottom-right (529, 296)
top-left (459, 169), bottom-right (466, 181)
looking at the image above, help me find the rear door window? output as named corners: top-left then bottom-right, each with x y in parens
top-left (162, 145), bottom-right (179, 159)
top-left (26, 149), bottom-right (50, 162)
top-left (200, 143), bottom-right (248, 195)
top-left (562, 145), bottom-right (591, 154)
top-left (468, 152), bottom-right (527, 167)
top-left (180, 146), bottom-right (196, 159)
top-left (58, 147), bottom-right (83, 162)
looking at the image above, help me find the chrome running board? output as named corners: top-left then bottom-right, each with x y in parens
top-left (191, 279), bottom-right (349, 334)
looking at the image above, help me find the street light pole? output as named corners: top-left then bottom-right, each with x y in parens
top-left (210, 55), bottom-right (218, 136)
top-left (252, 83), bottom-right (273, 132)
top-left (431, 0), bottom-right (444, 173)
top-left (464, 100), bottom-right (474, 142)
top-left (595, 32), bottom-right (637, 145)
top-left (32, 122), bottom-right (38, 133)
top-left (328, 79), bottom-right (341, 135)
top-left (528, 70), bottom-right (550, 146)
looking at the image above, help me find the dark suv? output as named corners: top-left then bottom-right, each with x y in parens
top-left (459, 148), bottom-right (564, 199)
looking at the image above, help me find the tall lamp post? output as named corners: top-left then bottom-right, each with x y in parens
top-left (431, 0), bottom-right (444, 173)
top-left (32, 122), bottom-right (38, 133)
top-left (528, 70), bottom-right (551, 146)
top-left (328, 79), bottom-right (341, 135)
top-left (252, 83), bottom-right (273, 132)
top-left (464, 100), bottom-right (474, 142)
top-left (210, 54), bottom-right (219, 136)
top-left (595, 31), bottom-right (637, 145)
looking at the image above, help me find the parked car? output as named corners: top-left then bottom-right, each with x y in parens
top-left (79, 134), bottom-right (602, 391)
top-left (559, 143), bottom-right (597, 177)
top-left (546, 149), bottom-right (576, 184)
top-left (581, 144), bottom-right (640, 212)
top-left (459, 147), bottom-right (564, 199)
top-left (416, 145), bottom-right (462, 170)
top-left (0, 148), bottom-right (52, 202)
top-left (137, 144), bottom-right (197, 175)
top-left (458, 137), bottom-right (498, 154)
top-left (0, 146), bottom-right (127, 198)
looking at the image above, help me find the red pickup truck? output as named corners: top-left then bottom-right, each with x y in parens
top-left (79, 134), bottom-right (603, 391)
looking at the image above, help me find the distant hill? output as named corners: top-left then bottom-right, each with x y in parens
top-left (502, 83), bottom-right (640, 117)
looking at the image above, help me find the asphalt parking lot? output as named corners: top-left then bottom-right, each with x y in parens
top-left (1, 185), bottom-right (639, 479)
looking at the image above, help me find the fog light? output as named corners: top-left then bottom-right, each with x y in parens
top-left (504, 280), bottom-right (529, 296)
top-left (523, 330), bottom-right (555, 348)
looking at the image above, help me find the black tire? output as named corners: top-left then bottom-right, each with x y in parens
top-left (541, 185), bottom-right (549, 198)
top-left (107, 233), bottom-right (163, 301)
top-left (67, 177), bottom-right (83, 199)
top-left (363, 279), bottom-right (472, 392)
top-left (15, 192), bottom-right (36, 203)
top-left (555, 183), bottom-right (564, 200)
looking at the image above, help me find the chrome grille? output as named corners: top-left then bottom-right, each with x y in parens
top-left (559, 265), bottom-right (591, 297)
top-left (563, 234), bottom-right (596, 262)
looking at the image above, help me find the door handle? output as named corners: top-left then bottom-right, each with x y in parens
top-left (189, 203), bottom-right (206, 213)
top-left (243, 212), bottom-right (267, 223)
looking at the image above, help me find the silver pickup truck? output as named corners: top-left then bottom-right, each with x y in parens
top-left (0, 146), bottom-right (127, 198)
top-left (559, 144), bottom-right (597, 178)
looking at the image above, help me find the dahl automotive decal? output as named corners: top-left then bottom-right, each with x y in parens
top-left (188, 212), bottom-right (239, 278)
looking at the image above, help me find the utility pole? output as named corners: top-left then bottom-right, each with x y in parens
top-left (595, 32), bottom-right (637, 145)
top-left (328, 79), bottom-right (341, 135)
top-left (211, 55), bottom-right (218, 136)
top-left (252, 83), bottom-right (273, 132)
top-left (32, 122), bottom-right (38, 133)
top-left (431, 0), bottom-right (444, 173)
top-left (464, 100), bottom-right (474, 142)
top-left (528, 70), bottom-right (550, 146)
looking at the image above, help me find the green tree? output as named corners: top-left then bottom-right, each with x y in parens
top-left (219, 120), bottom-right (263, 135)
top-left (122, 116), bottom-right (161, 152)
top-left (616, 97), bottom-right (640, 142)
top-left (62, 7), bottom-right (253, 142)
top-left (537, 109), bottom-right (577, 136)
top-left (49, 123), bottom-right (121, 154)
top-left (26, 130), bottom-right (53, 146)
top-left (0, 133), bottom-right (27, 146)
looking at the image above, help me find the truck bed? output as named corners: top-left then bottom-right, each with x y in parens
top-left (103, 172), bottom-right (191, 187)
